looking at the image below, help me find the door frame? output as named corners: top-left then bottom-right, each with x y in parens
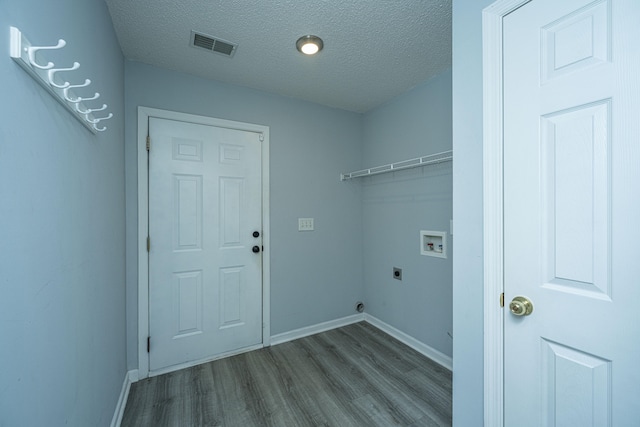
top-left (136, 106), bottom-right (271, 379)
top-left (482, 0), bottom-right (530, 425)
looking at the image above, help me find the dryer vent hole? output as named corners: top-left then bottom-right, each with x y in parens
top-left (355, 302), bottom-right (365, 313)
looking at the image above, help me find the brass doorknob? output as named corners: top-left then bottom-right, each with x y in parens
top-left (509, 296), bottom-right (533, 316)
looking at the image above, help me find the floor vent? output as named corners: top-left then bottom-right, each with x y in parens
top-left (190, 31), bottom-right (237, 58)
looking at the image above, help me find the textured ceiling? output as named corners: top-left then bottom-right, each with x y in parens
top-left (105, 0), bottom-right (451, 113)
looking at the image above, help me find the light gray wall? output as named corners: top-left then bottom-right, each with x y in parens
top-left (124, 62), bottom-right (364, 368)
top-left (361, 71), bottom-right (453, 357)
top-left (452, 0), bottom-right (493, 425)
top-left (0, 0), bottom-right (126, 425)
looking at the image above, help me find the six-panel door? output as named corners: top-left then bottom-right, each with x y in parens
top-left (504, 0), bottom-right (640, 424)
top-left (148, 117), bottom-right (263, 373)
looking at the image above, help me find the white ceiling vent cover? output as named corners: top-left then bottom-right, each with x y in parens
top-left (190, 31), bottom-right (237, 58)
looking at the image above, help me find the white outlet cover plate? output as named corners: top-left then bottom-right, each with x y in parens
top-left (298, 218), bottom-right (314, 231)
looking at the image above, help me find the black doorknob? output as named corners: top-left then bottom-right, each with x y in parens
top-left (252, 245), bottom-right (260, 253)
top-left (253, 231), bottom-right (260, 238)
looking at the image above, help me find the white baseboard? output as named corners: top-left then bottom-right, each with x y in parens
top-left (270, 313), bottom-right (365, 346)
top-left (270, 313), bottom-right (452, 372)
top-left (364, 314), bottom-right (453, 371)
top-left (110, 369), bottom-right (136, 427)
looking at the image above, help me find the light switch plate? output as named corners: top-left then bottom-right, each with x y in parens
top-left (298, 218), bottom-right (314, 231)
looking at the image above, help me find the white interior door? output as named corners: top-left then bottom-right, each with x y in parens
top-left (148, 117), bottom-right (263, 373)
top-left (504, 0), bottom-right (640, 424)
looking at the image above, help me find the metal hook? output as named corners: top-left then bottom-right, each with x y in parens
top-left (47, 62), bottom-right (80, 89)
top-left (85, 111), bottom-right (112, 124)
top-left (87, 104), bottom-right (107, 114)
top-left (77, 103), bottom-right (106, 116)
top-left (74, 92), bottom-right (100, 103)
top-left (62, 79), bottom-right (93, 102)
top-left (74, 101), bottom-right (99, 115)
top-left (90, 113), bottom-right (113, 131)
top-left (27, 39), bottom-right (66, 70)
top-left (75, 103), bottom-right (89, 114)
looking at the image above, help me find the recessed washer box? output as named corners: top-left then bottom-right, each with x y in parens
top-left (420, 230), bottom-right (447, 258)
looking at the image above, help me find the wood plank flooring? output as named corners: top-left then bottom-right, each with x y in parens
top-left (122, 322), bottom-right (452, 426)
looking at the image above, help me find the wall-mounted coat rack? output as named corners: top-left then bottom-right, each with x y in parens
top-left (340, 150), bottom-right (452, 181)
top-left (9, 26), bottom-right (113, 133)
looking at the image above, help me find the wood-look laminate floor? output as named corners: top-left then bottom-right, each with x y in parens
top-left (122, 322), bottom-right (452, 427)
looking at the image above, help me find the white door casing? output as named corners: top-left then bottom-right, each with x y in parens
top-left (137, 107), bottom-right (270, 379)
top-left (485, 0), bottom-right (640, 425)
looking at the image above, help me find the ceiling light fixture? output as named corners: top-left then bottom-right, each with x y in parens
top-left (296, 35), bottom-right (323, 55)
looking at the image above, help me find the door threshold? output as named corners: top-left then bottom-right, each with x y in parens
top-left (148, 342), bottom-right (264, 377)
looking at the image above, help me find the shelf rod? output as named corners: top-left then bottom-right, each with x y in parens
top-left (340, 150), bottom-right (452, 181)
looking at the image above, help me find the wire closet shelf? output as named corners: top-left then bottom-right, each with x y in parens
top-left (340, 150), bottom-right (453, 181)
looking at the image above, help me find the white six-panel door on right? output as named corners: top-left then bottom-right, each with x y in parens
top-left (504, 0), bottom-right (640, 425)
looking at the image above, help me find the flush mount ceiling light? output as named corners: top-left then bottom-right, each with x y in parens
top-left (296, 35), bottom-right (323, 55)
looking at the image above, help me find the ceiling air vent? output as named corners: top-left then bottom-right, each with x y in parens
top-left (190, 31), bottom-right (237, 58)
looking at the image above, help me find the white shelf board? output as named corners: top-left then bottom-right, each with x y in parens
top-left (340, 150), bottom-right (452, 181)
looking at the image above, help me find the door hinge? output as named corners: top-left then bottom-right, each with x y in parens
top-left (500, 292), bottom-right (505, 308)
top-left (146, 135), bottom-right (150, 151)
top-left (147, 336), bottom-right (150, 353)
top-left (146, 236), bottom-right (150, 252)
